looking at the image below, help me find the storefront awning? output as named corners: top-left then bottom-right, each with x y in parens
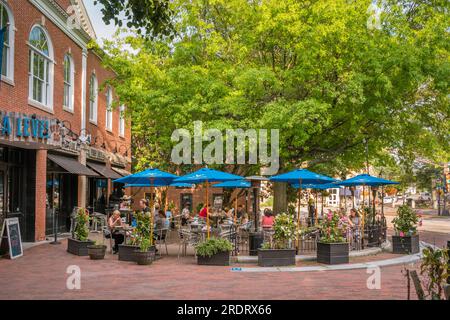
top-left (111, 166), bottom-right (131, 177)
top-left (48, 154), bottom-right (99, 177)
top-left (87, 161), bottom-right (122, 180)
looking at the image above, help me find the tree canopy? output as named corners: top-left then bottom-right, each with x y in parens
top-left (97, 0), bottom-right (449, 192)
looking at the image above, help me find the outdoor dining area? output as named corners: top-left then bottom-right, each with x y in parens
top-left (66, 166), bottom-right (405, 267)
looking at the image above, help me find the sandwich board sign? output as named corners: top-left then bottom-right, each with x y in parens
top-left (0, 218), bottom-right (23, 259)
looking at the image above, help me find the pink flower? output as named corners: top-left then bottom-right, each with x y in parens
top-left (399, 231), bottom-right (404, 237)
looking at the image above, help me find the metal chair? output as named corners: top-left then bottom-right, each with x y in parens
top-left (154, 228), bottom-right (169, 256)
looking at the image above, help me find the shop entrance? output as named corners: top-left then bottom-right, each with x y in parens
top-left (45, 173), bottom-right (78, 235)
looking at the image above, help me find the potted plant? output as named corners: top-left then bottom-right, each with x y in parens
top-left (317, 210), bottom-right (349, 265)
top-left (258, 213), bottom-right (298, 267)
top-left (67, 208), bottom-right (94, 256)
top-left (134, 238), bottom-right (156, 265)
top-left (420, 246), bottom-right (449, 300)
top-left (196, 238), bottom-right (232, 266)
top-left (119, 211), bottom-right (149, 262)
top-left (87, 241), bottom-right (107, 260)
top-left (391, 205), bottom-right (420, 254)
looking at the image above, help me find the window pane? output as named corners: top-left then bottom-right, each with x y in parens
top-left (1, 4), bottom-right (8, 43)
top-left (29, 26), bottom-right (49, 56)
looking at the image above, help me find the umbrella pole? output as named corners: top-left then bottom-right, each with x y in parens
top-left (297, 179), bottom-right (302, 251)
top-left (206, 181), bottom-right (210, 239)
top-left (315, 190), bottom-right (318, 226)
top-left (321, 191), bottom-right (324, 216)
top-left (234, 192), bottom-right (238, 225)
top-left (344, 187), bottom-right (347, 211)
top-left (150, 179), bottom-right (155, 246)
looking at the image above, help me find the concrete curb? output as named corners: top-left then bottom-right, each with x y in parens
top-left (233, 246), bottom-right (382, 264)
top-left (230, 242), bottom-right (435, 273)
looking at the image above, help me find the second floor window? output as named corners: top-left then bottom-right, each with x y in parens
top-left (89, 74), bottom-right (98, 123)
top-left (1, 2), bottom-right (12, 79)
top-left (63, 54), bottom-right (74, 111)
top-left (119, 105), bottom-right (125, 137)
top-left (106, 87), bottom-right (113, 131)
top-left (28, 25), bottom-right (53, 109)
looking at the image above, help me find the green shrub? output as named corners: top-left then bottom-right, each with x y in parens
top-left (195, 238), bottom-right (232, 257)
top-left (74, 208), bottom-right (90, 241)
top-left (131, 211), bottom-right (151, 246)
top-left (319, 210), bottom-right (347, 243)
top-left (392, 205), bottom-right (419, 236)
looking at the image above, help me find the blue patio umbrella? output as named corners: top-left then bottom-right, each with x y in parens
top-left (213, 180), bottom-right (251, 224)
top-left (270, 169), bottom-right (335, 228)
top-left (337, 174), bottom-right (399, 227)
top-left (113, 168), bottom-right (178, 246)
top-left (174, 168), bottom-right (243, 238)
top-left (123, 182), bottom-right (194, 188)
top-left (336, 174), bottom-right (398, 187)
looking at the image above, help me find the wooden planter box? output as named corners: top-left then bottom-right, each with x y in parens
top-left (118, 244), bottom-right (140, 262)
top-left (317, 242), bottom-right (349, 265)
top-left (257, 249), bottom-right (296, 267)
top-left (197, 251), bottom-right (230, 266)
top-left (392, 235), bottom-right (420, 254)
top-left (67, 238), bottom-right (94, 256)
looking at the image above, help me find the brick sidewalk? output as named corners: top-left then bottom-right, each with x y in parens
top-left (0, 237), bottom-right (435, 300)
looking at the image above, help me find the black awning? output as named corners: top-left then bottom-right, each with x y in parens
top-left (87, 161), bottom-right (122, 180)
top-left (48, 154), bottom-right (99, 177)
top-left (111, 167), bottom-right (131, 177)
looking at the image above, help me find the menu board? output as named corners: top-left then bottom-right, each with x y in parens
top-left (0, 218), bottom-right (23, 259)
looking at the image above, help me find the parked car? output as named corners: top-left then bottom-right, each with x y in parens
top-left (419, 192), bottom-right (431, 201)
top-left (383, 196), bottom-right (394, 204)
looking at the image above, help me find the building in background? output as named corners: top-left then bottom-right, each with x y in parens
top-left (0, 0), bottom-right (131, 242)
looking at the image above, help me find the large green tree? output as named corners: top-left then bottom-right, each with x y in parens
top-left (97, 0), bottom-right (449, 211)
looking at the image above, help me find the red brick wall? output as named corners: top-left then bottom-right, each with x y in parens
top-left (85, 52), bottom-right (132, 161)
top-left (35, 149), bottom-right (47, 241)
top-left (0, 0), bottom-right (132, 159)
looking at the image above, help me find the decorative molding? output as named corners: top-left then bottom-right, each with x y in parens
top-left (28, 0), bottom-right (92, 49)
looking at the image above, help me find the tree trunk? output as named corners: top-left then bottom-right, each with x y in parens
top-left (273, 182), bottom-right (287, 214)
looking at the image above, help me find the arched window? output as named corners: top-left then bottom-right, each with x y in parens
top-left (0, 1), bottom-right (14, 81)
top-left (89, 74), bottom-right (98, 123)
top-left (28, 25), bottom-right (54, 109)
top-left (63, 54), bottom-right (74, 111)
top-left (105, 87), bottom-right (113, 131)
top-left (119, 105), bottom-right (125, 137)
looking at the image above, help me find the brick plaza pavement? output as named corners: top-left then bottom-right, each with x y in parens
top-left (2, 228), bottom-right (448, 300)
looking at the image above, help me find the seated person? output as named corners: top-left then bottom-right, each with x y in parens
top-left (240, 213), bottom-right (249, 225)
top-left (181, 204), bottom-right (191, 226)
top-left (108, 210), bottom-right (125, 254)
top-left (261, 208), bottom-right (274, 229)
top-left (199, 204), bottom-right (211, 219)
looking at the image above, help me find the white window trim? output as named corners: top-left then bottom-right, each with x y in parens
top-left (28, 24), bottom-right (54, 111)
top-left (63, 54), bottom-right (75, 113)
top-left (105, 87), bottom-right (113, 132)
top-left (89, 74), bottom-right (98, 124)
top-left (0, 0), bottom-right (15, 85)
top-left (119, 104), bottom-right (125, 137)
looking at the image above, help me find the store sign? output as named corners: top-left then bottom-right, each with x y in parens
top-left (0, 111), bottom-right (62, 148)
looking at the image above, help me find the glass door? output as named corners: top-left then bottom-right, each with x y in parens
top-left (0, 168), bottom-right (5, 230)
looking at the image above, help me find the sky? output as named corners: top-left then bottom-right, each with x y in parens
top-left (82, 0), bottom-right (118, 45)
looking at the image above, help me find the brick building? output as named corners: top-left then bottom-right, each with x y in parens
top-left (0, 0), bottom-right (131, 242)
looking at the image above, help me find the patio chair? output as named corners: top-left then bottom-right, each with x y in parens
top-left (177, 229), bottom-right (200, 258)
top-left (154, 228), bottom-right (169, 256)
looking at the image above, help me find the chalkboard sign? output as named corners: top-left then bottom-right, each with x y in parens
top-left (0, 218), bottom-right (23, 259)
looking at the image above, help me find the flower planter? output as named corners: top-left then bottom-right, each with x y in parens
top-left (67, 238), bottom-right (94, 256)
top-left (197, 251), bottom-right (230, 266)
top-left (134, 246), bottom-right (156, 265)
top-left (257, 249), bottom-right (296, 267)
top-left (118, 244), bottom-right (140, 262)
top-left (87, 245), bottom-right (107, 260)
top-left (317, 242), bottom-right (349, 265)
top-left (392, 235), bottom-right (419, 254)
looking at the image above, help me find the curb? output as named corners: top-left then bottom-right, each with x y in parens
top-left (230, 242), bottom-right (435, 273)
